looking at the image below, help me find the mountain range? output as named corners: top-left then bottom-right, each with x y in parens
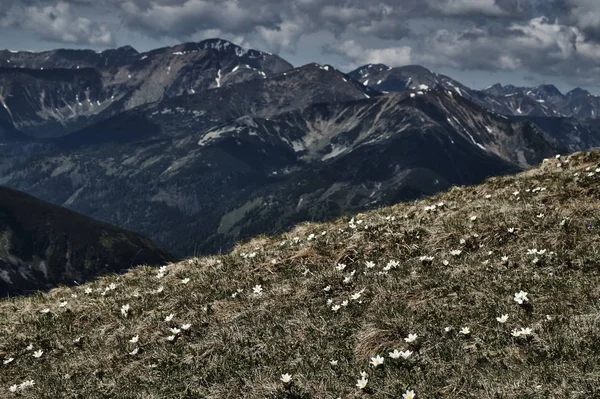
top-left (1, 38), bottom-right (599, 263)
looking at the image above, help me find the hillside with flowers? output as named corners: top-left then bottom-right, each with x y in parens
top-left (1, 151), bottom-right (600, 398)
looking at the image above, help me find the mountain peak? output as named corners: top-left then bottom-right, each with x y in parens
top-left (536, 84), bottom-right (562, 96)
top-left (197, 38), bottom-right (267, 58)
top-left (101, 45), bottom-right (139, 56)
top-left (567, 87), bottom-right (590, 97)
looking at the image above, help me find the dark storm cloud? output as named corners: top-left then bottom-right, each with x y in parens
top-left (0, 1), bottom-right (115, 45)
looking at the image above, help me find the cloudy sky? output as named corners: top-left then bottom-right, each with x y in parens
top-left (2, 0), bottom-right (600, 93)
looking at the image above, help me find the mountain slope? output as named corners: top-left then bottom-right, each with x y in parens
top-left (0, 39), bottom-right (293, 138)
top-left (1, 150), bottom-right (599, 397)
top-left (0, 90), bottom-right (559, 257)
top-left (0, 186), bottom-right (174, 296)
top-left (59, 63), bottom-right (380, 144)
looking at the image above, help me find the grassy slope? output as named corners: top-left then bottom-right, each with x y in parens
top-left (1, 151), bottom-right (600, 398)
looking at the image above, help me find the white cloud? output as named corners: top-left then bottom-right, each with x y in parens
top-left (427, 0), bottom-right (508, 17)
top-left (120, 0), bottom-right (280, 38)
top-left (256, 19), bottom-right (304, 53)
top-left (329, 40), bottom-right (412, 70)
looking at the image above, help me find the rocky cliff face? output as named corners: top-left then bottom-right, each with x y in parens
top-left (0, 186), bottom-right (174, 296)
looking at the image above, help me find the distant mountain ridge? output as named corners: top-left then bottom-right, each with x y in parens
top-left (350, 63), bottom-right (600, 120)
top-left (0, 39), bottom-right (293, 138)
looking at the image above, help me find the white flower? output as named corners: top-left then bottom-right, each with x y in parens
top-left (501, 256), bottom-right (509, 263)
top-left (40, 308), bottom-right (51, 314)
top-left (389, 350), bottom-right (401, 359)
top-left (365, 261), bottom-right (376, 269)
top-left (180, 278), bottom-right (190, 284)
top-left (181, 323), bottom-right (191, 330)
top-left (164, 313), bottom-right (174, 322)
top-left (343, 276), bottom-right (352, 284)
top-left (419, 256), bottom-right (434, 263)
top-left (280, 374), bottom-right (292, 383)
top-left (470, 215), bottom-right (477, 221)
top-left (442, 260), bottom-right (450, 266)
top-left (513, 191), bottom-right (520, 196)
top-left (356, 377), bottom-right (369, 389)
top-left (386, 260), bottom-right (400, 269)
top-left (323, 285), bottom-right (331, 292)
top-left (496, 314), bottom-right (509, 323)
top-left (59, 301), bottom-right (68, 308)
top-left (399, 350), bottom-right (412, 359)
top-left (9, 385), bottom-right (18, 393)
top-left (129, 335), bottom-right (139, 344)
top-left (404, 333), bottom-right (418, 343)
top-left (336, 263), bottom-right (347, 271)
top-left (84, 288), bottom-right (93, 295)
top-left (511, 329), bottom-right (522, 337)
top-left (121, 304), bottom-right (130, 317)
top-left (3, 357), bottom-right (14, 365)
top-left (360, 371), bottom-right (369, 379)
top-left (370, 355), bottom-right (384, 367)
top-left (514, 291), bottom-right (529, 305)
top-left (403, 389), bottom-right (416, 399)
top-left (459, 238), bottom-right (466, 245)
top-left (450, 249), bottom-right (462, 256)
top-left (459, 327), bottom-right (471, 335)
top-left (32, 350), bottom-right (43, 358)
top-left (253, 285), bottom-right (263, 295)
top-left (108, 283), bottom-right (117, 291)
top-left (166, 335), bottom-right (176, 341)
top-left (341, 300), bottom-right (349, 307)
top-left (326, 299), bottom-right (334, 306)
top-left (129, 348), bottom-right (139, 356)
top-left (73, 337), bottom-right (82, 343)
top-left (329, 360), bottom-right (338, 366)
top-left (444, 326), bottom-right (452, 333)
top-left (169, 327), bottom-right (181, 335)
top-left (307, 233), bottom-right (315, 241)
top-left (331, 305), bottom-right (341, 312)
top-left (155, 286), bottom-right (164, 294)
top-left (25, 344), bottom-right (33, 351)
top-left (507, 228), bottom-right (515, 234)
top-left (351, 291), bottom-right (362, 301)
top-left (485, 194), bottom-right (492, 199)
top-left (19, 380), bottom-right (34, 389)
top-left (520, 327), bottom-right (533, 336)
